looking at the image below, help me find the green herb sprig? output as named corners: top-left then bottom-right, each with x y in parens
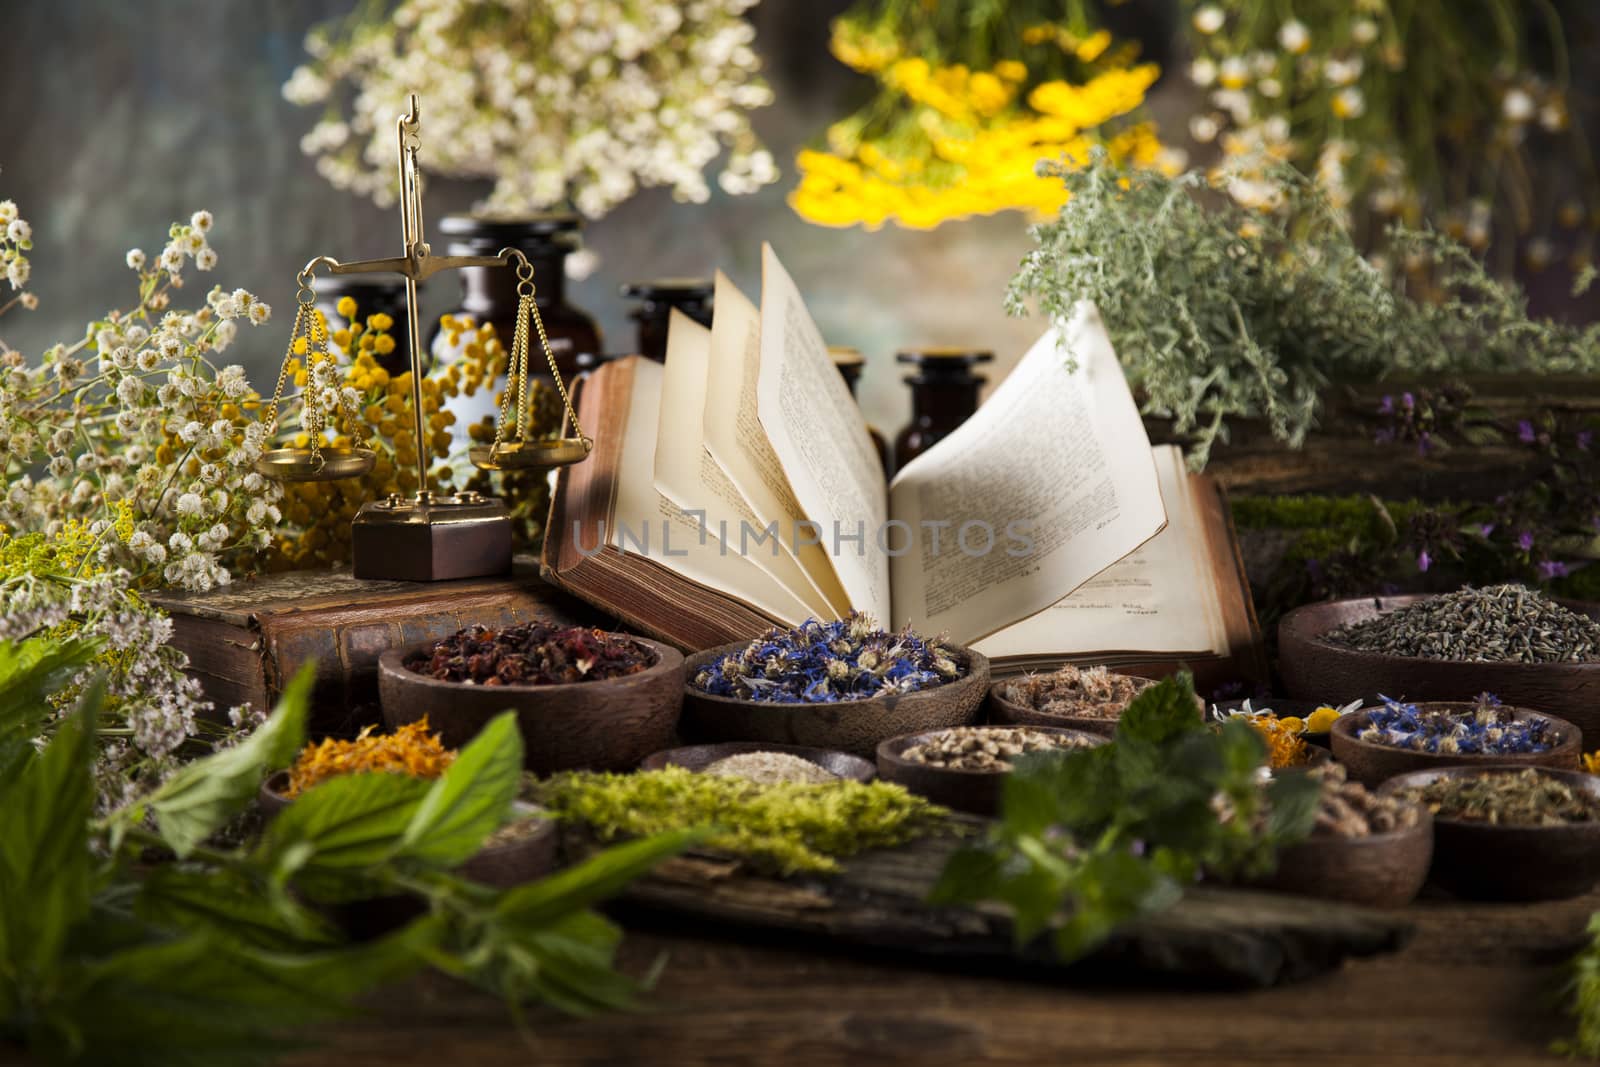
top-left (928, 673), bottom-right (1319, 960)
top-left (0, 637), bottom-right (699, 1066)
top-left (1009, 156), bottom-right (1600, 468)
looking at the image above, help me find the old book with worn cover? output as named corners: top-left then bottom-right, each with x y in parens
top-left (150, 560), bottom-right (603, 732)
top-left (541, 245), bottom-right (1263, 687)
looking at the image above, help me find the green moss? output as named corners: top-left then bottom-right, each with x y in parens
top-left (529, 766), bottom-right (948, 875)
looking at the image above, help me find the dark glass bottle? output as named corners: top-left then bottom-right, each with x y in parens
top-left (828, 345), bottom-right (893, 478)
top-left (893, 347), bottom-right (994, 469)
top-left (429, 213), bottom-right (600, 384)
top-left (622, 278), bottom-right (714, 362)
top-left (315, 276), bottom-right (412, 376)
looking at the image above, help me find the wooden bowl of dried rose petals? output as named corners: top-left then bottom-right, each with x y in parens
top-left (875, 725), bottom-right (1104, 816)
top-left (379, 621), bottom-right (685, 774)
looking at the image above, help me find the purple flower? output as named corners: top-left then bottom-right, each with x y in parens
top-left (1518, 531), bottom-right (1536, 552)
top-left (1518, 420), bottom-right (1536, 443)
top-left (1580, 430), bottom-right (1594, 452)
top-left (1401, 392), bottom-right (1416, 411)
top-left (1539, 560), bottom-right (1571, 580)
top-left (1377, 395), bottom-right (1395, 415)
top-left (1479, 522), bottom-right (1496, 537)
top-left (1417, 549), bottom-right (1431, 572)
top-left (1416, 432), bottom-right (1432, 456)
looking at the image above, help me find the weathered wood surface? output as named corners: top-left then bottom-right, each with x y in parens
top-left (591, 820), bottom-right (1410, 989)
top-left (287, 885), bottom-right (1599, 1067)
top-left (1149, 374), bottom-right (1600, 499)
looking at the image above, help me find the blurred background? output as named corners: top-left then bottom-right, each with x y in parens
top-left (0, 0), bottom-right (1592, 434)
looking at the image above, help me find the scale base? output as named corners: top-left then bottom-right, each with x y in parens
top-left (351, 492), bottom-right (513, 582)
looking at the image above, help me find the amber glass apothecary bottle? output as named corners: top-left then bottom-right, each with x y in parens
top-left (622, 278), bottom-right (714, 363)
top-left (429, 214), bottom-right (600, 383)
top-left (828, 345), bottom-right (893, 478)
top-left (893, 347), bottom-right (993, 470)
top-left (315, 276), bottom-right (412, 376)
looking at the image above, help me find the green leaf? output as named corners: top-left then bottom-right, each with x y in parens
top-left (135, 867), bottom-right (338, 951)
top-left (0, 636), bottom-right (100, 787)
top-left (256, 772), bottom-right (432, 879)
top-left (1113, 673), bottom-right (1203, 746)
top-left (141, 664), bottom-right (315, 858)
top-left (0, 679), bottom-right (99, 986)
top-left (495, 829), bottom-right (702, 929)
top-left (1264, 769), bottom-right (1323, 844)
top-left (926, 844), bottom-right (1008, 906)
top-left (399, 711), bottom-right (523, 867)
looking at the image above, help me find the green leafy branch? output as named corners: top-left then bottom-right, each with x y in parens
top-left (0, 639), bottom-right (699, 1066)
top-left (928, 673), bottom-right (1320, 960)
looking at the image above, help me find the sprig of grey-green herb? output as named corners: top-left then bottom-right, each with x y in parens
top-left (1008, 155), bottom-right (1600, 468)
top-left (928, 673), bottom-right (1320, 960)
top-left (0, 638), bottom-right (698, 1066)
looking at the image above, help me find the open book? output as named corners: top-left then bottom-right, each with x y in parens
top-left (541, 244), bottom-right (1263, 682)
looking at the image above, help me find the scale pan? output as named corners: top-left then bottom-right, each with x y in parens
top-left (254, 446), bottom-right (377, 483)
top-left (469, 437), bottom-right (592, 471)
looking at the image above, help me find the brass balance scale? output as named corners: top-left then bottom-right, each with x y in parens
top-left (254, 94), bottom-right (592, 581)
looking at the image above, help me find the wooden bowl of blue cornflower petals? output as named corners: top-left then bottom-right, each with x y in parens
top-left (1331, 694), bottom-right (1582, 788)
top-left (681, 614), bottom-right (989, 758)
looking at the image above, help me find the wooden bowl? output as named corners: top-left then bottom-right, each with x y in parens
top-left (639, 742), bottom-right (876, 783)
top-left (875, 726), bottom-right (1105, 816)
top-left (1279, 594), bottom-right (1600, 739)
top-left (1330, 703), bottom-right (1582, 788)
top-left (680, 643), bottom-right (990, 758)
top-left (258, 772), bottom-right (557, 889)
top-left (1248, 802), bottom-right (1433, 909)
top-left (986, 674), bottom-right (1155, 738)
top-left (1381, 767), bottom-right (1600, 901)
top-left (377, 634), bottom-right (684, 774)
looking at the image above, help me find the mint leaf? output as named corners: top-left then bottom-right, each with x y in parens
top-left (0, 636), bottom-right (99, 788)
top-left (135, 867), bottom-right (337, 951)
top-left (141, 664), bottom-right (314, 858)
top-left (496, 829), bottom-right (702, 929)
top-left (399, 711), bottom-right (523, 867)
top-left (257, 772), bottom-right (431, 880)
top-left (1112, 673), bottom-right (1202, 746)
top-left (1265, 769), bottom-right (1323, 843)
top-left (0, 679), bottom-right (98, 984)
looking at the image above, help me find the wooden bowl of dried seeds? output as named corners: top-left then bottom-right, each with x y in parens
top-left (1382, 766), bottom-right (1600, 901)
top-left (639, 742), bottom-right (876, 784)
top-left (875, 725), bottom-right (1104, 816)
top-left (1279, 586), bottom-right (1600, 740)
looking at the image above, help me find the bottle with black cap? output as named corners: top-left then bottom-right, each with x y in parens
top-left (893, 347), bottom-right (994, 470)
top-left (828, 345), bottom-right (893, 478)
top-left (622, 278), bottom-right (714, 363)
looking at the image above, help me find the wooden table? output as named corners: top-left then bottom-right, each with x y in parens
top-left (290, 888), bottom-right (1595, 1066)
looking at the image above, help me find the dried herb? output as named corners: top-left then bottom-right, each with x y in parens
top-left (1357, 694), bottom-right (1559, 756)
top-left (691, 612), bottom-right (961, 704)
top-left (1307, 764), bottom-right (1422, 837)
top-left (1398, 768), bottom-right (1600, 827)
top-left (1323, 584), bottom-right (1600, 663)
top-left (285, 717), bottom-right (455, 797)
top-left (530, 766), bottom-right (947, 875)
top-left (1001, 665), bottom-right (1148, 719)
top-left (701, 752), bottom-right (840, 786)
top-left (929, 673), bottom-right (1321, 960)
top-left (405, 622), bottom-right (653, 685)
top-left (900, 726), bottom-right (1098, 772)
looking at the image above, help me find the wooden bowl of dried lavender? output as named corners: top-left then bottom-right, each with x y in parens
top-left (1382, 766), bottom-right (1600, 901)
top-left (379, 622), bottom-right (685, 774)
top-left (1279, 585), bottom-right (1600, 740)
top-left (680, 616), bottom-right (989, 759)
top-left (1330, 698), bottom-right (1582, 788)
top-left (639, 742), bottom-right (877, 784)
top-left (875, 725), bottom-right (1105, 816)
top-left (986, 665), bottom-right (1162, 737)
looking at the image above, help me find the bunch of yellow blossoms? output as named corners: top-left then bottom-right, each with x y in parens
top-left (793, 7), bottom-right (1168, 230)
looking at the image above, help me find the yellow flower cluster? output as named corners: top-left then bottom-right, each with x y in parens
top-left (792, 58), bottom-right (1162, 230)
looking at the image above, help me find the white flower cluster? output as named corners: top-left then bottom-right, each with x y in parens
top-left (0, 211), bottom-right (282, 596)
top-left (283, 0), bottom-right (776, 219)
top-left (0, 199), bottom-right (34, 305)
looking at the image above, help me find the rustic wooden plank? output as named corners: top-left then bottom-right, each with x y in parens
top-left (566, 819), bottom-right (1412, 989)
